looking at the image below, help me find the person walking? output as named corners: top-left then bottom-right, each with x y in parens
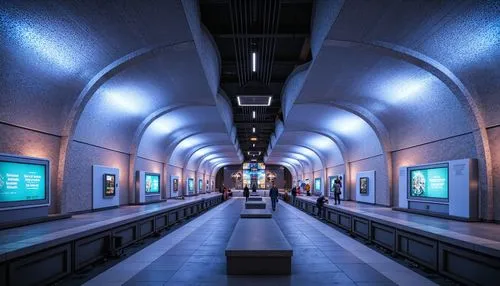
top-left (269, 183), bottom-right (279, 211)
top-left (291, 186), bottom-right (297, 205)
top-left (252, 183), bottom-right (257, 193)
top-left (316, 195), bottom-right (328, 218)
top-left (243, 184), bottom-right (250, 201)
top-left (334, 177), bottom-right (342, 205)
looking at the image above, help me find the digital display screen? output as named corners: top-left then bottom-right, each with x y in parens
top-left (145, 173), bottom-right (160, 194)
top-left (188, 178), bottom-right (194, 192)
top-left (314, 178), bottom-right (321, 191)
top-left (0, 161), bottom-right (46, 202)
top-left (329, 176), bottom-right (338, 193)
top-left (103, 174), bottom-right (116, 197)
top-left (198, 179), bottom-right (202, 191)
top-left (409, 165), bottom-right (448, 199)
top-left (360, 177), bottom-right (369, 195)
top-left (173, 178), bottom-right (179, 192)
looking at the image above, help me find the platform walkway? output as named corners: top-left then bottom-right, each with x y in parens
top-left (85, 198), bottom-right (433, 285)
top-left (291, 195), bottom-right (500, 285)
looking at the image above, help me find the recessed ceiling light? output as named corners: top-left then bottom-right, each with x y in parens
top-left (252, 127), bottom-right (255, 133)
top-left (250, 137), bottom-right (257, 141)
top-left (252, 110), bottom-right (256, 119)
top-left (252, 143), bottom-right (255, 147)
top-left (237, 96), bottom-right (272, 107)
top-left (252, 52), bottom-right (256, 72)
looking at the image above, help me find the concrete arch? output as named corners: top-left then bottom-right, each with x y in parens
top-left (265, 152), bottom-right (310, 172)
top-left (182, 141), bottom-right (238, 170)
top-left (266, 156), bottom-right (304, 175)
top-left (323, 39), bottom-right (493, 219)
top-left (194, 147), bottom-right (242, 173)
top-left (56, 41), bottom-right (197, 212)
top-left (185, 144), bottom-right (238, 171)
top-left (272, 143), bottom-right (325, 172)
top-left (279, 130), bottom-right (345, 167)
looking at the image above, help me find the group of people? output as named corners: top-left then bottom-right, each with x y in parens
top-left (242, 183), bottom-right (257, 201)
top-left (243, 183), bottom-right (279, 211)
top-left (222, 175), bottom-right (344, 215)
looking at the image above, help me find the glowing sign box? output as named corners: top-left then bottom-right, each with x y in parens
top-left (145, 173), bottom-right (160, 195)
top-left (408, 163), bottom-right (449, 201)
top-left (0, 154), bottom-right (50, 209)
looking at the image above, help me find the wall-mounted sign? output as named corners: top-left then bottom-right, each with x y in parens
top-left (145, 173), bottom-right (160, 194)
top-left (409, 164), bottom-right (448, 200)
top-left (360, 177), bottom-right (369, 195)
top-left (188, 178), bottom-right (194, 193)
top-left (103, 173), bottom-right (116, 197)
top-left (0, 154), bottom-right (50, 209)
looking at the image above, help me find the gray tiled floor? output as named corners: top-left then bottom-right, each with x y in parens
top-left (122, 198), bottom-right (397, 285)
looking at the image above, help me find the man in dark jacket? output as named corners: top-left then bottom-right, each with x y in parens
top-left (243, 184), bottom-right (250, 201)
top-left (252, 184), bottom-right (257, 193)
top-left (269, 183), bottom-right (279, 211)
top-left (316, 195), bottom-right (328, 218)
top-left (291, 186), bottom-right (297, 205)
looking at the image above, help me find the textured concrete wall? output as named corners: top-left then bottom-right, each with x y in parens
top-left (391, 132), bottom-right (479, 210)
top-left (0, 123), bottom-right (61, 214)
top-left (64, 141), bottom-right (130, 213)
top-left (486, 127), bottom-right (500, 221)
top-left (349, 155), bottom-right (389, 206)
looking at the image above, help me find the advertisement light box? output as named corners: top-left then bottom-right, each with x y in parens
top-left (145, 173), bottom-right (160, 194)
top-left (0, 154), bottom-right (50, 209)
top-left (314, 178), bottom-right (321, 191)
top-left (408, 164), bottom-right (449, 201)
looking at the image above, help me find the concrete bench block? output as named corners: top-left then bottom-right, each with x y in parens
top-left (248, 196), bottom-right (263, 201)
top-left (226, 219), bottom-right (292, 275)
top-left (240, 209), bottom-right (272, 218)
top-left (245, 201), bottom-right (266, 209)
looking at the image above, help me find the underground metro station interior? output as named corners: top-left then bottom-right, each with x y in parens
top-left (0, 0), bottom-right (499, 285)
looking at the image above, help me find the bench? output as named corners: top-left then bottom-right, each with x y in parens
top-left (250, 193), bottom-right (260, 196)
top-left (240, 209), bottom-right (272, 218)
top-left (248, 196), bottom-right (263, 201)
top-left (225, 219), bottom-right (293, 275)
top-left (245, 201), bottom-right (266, 209)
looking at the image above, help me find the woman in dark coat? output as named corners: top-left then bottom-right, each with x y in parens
top-left (243, 184), bottom-right (250, 201)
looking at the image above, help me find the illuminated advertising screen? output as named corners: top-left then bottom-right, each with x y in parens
top-left (314, 178), bottom-right (321, 191)
top-left (408, 164), bottom-right (449, 201)
top-left (103, 174), bottom-right (116, 197)
top-left (0, 155), bottom-right (49, 209)
top-left (188, 178), bottom-right (194, 193)
top-left (242, 162), bottom-right (266, 188)
top-left (198, 179), bottom-right (202, 191)
top-left (359, 177), bottom-right (369, 195)
top-left (173, 178), bottom-right (179, 192)
top-left (145, 173), bottom-right (160, 194)
top-left (329, 176), bottom-right (337, 193)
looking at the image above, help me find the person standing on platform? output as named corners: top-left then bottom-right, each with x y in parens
top-left (305, 183), bottom-right (311, 196)
top-left (316, 195), bottom-right (328, 218)
top-left (270, 183), bottom-right (279, 211)
top-left (252, 183), bottom-right (257, 193)
top-left (291, 186), bottom-right (297, 205)
top-left (333, 178), bottom-right (342, 205)
top-left (243, 184), bottom-right (250, 201)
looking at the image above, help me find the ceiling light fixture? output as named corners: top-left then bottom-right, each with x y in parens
top-left (252, 52), bottom-right (256, 72)
top-left (252, 127), bottom-right (255, 133)
top-left (252, 110), bottom-right (256, 119)
top-left (250, 137), bottom-right (257, 141)
top-left (253, 143), bottom-right (255, 147)
top-left (237, 96), bottom-right (272, 106)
